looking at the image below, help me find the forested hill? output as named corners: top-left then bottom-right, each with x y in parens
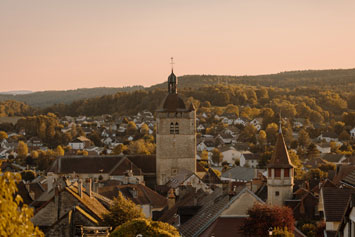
top-left (150, 68), bottom-right (355, 92)
top-left (0, 86), bottom-right (144, 108)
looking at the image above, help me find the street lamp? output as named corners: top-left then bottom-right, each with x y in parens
top-left (268, 227), bottom-right (273, 236)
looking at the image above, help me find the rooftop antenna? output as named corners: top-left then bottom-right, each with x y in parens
top-left (170, 57), bottom-right (175, 72)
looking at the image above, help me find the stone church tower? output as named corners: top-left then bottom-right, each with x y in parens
top-left (156, 69), bottom-right (196, 185)
top-left (267, 123), bottom-right (294, 206)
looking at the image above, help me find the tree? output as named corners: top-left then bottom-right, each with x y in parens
top-left (257, 130), bottom-right (267, 146)
top-left (212, 148), bottom-right (223, 166)
top-left (242, 203), bottom-right (295, 236)
top-left (0, 170), bottom-right (44, 236)
top-left (140, 123), bottom-right (149, 135)
top-left (200, 150), bottom-right (209, 162)
top-left (110, 218), bottom-right (179, 237)
top-left (113, 144), bottom-right (128, 155)
top-left (128, 139), bottom-right (155, 155)
top-left (289, 150), bottom-right (304, 179)
top-left (0, 131), bottom-right (8, 140)
top-left (127, 121), bottom-right (137, 135)
top-left (304, 168), bottom-right (327, 181)
top-left (339, 130), bottom-right (350, 141)
top-left (17, 141), bottom-right (28, 159)
top-left (240, 124), bottom-right (257, 143)
top-left (298, 129), bottom-right (311, 148)
top-left (21, 170), bottom-right (36, 182)
top-left (30, 150), bottom-right (39, 159)
top-left (102, 191), bottom-right (144, 230)
top-left (266, 123), bottom-right (279, 145)
top-left (55, 145), bottom-right (65, 156)
top-left (307, 143), bottom-right (320, 159)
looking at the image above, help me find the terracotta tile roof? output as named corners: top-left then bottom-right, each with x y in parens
top-left (99, 184), bottom-right (167, 210)
top-left (267, 132), bottom-right (294, 169)
top-left (200, 217), bottom-right (249, 237)
top-left (322, 187), bottom-right (355, 222)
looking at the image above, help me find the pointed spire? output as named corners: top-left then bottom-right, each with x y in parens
top-left (267, 125), bottom-right (294, 169)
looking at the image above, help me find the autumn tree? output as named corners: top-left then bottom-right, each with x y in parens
top-left (140, 123), bottom-right (149, 135)
top-left (127, 121), bottom-right (137, 135)
top-left (113, 144), bottom-right (128, 155)
top-left (17, 141), bottom-right (28, 159)
top-left (242, 203), bottom-right (295, 236)
top-left (0, 131), bottom-right (8, 140)
top-left (110, 218), bottom-right (179, 237)
top-left (0, 170), bottom-right (44, 236)
top-left (128, 139), bottom-right (155, 155)
top-left (257, 130), bottom-right (267, 146)
top-left (298, 129), bottom-right (311, 148)
top-left (212, 148), bottom-right (223, 166)
top-left (201, 150), bottom-right (209, 162)
top-left (266, 123), bottom-right (279, 145)
top-left (102, 191), bottom-right (144, 230)
top-left (55, 145), bottom-right (65, 156)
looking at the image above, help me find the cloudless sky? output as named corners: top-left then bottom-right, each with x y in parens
top-left (1, 0), bottom-right (355, 91)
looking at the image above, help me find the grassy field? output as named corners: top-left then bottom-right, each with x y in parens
top-left (0, 116), bottom-right (22, 124)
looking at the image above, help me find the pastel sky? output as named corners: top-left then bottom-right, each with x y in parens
top-left (1, 0), bottom-right (355, 91)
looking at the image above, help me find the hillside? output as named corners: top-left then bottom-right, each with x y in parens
top-left (150, 68), bottom-right (355, 92)
top-left (0, 86), bottom-right (144, 108)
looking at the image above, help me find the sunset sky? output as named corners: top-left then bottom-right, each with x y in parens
top-left (1, 0), bottom-right (355, 92)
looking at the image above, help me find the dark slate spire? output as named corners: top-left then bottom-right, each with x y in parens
top-left (267, 118), bottom-right (294, 169)
top-left (168, 70), bottom-right (177, 94)
top-left (168, 57), bottom-right (177, 94)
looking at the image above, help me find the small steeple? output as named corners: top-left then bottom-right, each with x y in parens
top-left (168, 57), bottom-right (177, 94)
top-left (267, 120), bottom-right (294, 169)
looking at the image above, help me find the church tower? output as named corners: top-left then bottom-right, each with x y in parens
top-left (156, 62), bottom-right (196, 185)
top-left (267, 121), bottom-right (294, 206)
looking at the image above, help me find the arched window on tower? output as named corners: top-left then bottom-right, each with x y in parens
top-left (175, 122), bottom-right (179, 134)
top-left (170, 122), bottom-right (174, 134)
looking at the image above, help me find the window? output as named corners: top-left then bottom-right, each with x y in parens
top-left (175, 122), bottom-right (179, 134)
top-left (170, 122), bottom-right (174, 134)
top-left (284, 168), bottom-right (290, 177)
top-left (171, 168), bottom-right (178, 175)
top-left (268, 169), bottom-right (272, 178)
top-left (275, 191), bottom-right (280, 196)
top-left (275, 168), bottom-right (281, 178)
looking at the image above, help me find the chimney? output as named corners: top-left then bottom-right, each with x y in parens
top-left (168, 189), bottom-right (176, 209)
top-left (78, 179), bottom-right (83, 198)
top-left (87, 178), bottom-right (92, 197)
top-left (93, 181), bottom-right (99, 193)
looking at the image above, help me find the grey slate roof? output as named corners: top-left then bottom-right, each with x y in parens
top-left (221, 166), bottom-right (256, 182)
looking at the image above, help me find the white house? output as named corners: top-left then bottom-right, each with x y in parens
top-left (234, 118), bottom-right (246, 126)
top-left (317, 132), bottom-right (338, 143)
top-left (240, 153), bottom-right (259, 168)
top-left (69, 138), bottom-right (85, 150)
top-left (220, 146), bottom-right (242, 165)
top-left (197, 124), bottom-right (205, 132)
top-left (350, 127), bottom-right (355, 139)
